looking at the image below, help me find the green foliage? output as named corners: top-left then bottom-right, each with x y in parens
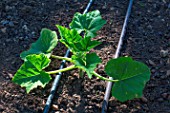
top-left (12, 54), bottom-right (51, 93)
top-left (20, 28), bottom-right (58, 60)
top-left (12, 9), bottom-right (150, 103)
top-left (105, 57), bottom-right (150, 102)
top-left (70, 10), bottom-right (106, 38)
top-left (57, 25), bottom-right (101, 53)
top-left (57, 25), bottom-right (82, 53)
top-left (72, 53), bottom-right (101, 78)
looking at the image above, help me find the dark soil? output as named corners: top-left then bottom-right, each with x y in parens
top-left (0, 0), bottom-right (170, 113)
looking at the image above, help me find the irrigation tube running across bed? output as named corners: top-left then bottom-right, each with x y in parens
top-left (43, 0), bottom-right (94, 113)
top-left (101, 0), bottom-right (134, 113)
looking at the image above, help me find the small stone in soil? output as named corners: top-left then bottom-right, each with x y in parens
top-left (22, 25), bottom-right (29, 32)
top-left (160, 50), bottom-right (169, 57)
top-left (141, 96), bottom-right (148, 103)
top-left (168, 95), bottom-right (170, 100)
top-left (102, 6), bottom-right (107, 9)
top-left (162, 93), bottom-right (168, 98)
top-left (1, 20), bottom-right (9, 25)
top-left (69, 108), bottom-right (76, 112)
top-left (110, 7), bottom-right (114, 11)
top-left (1, 28), bottom-right (6, 33)
top-left (148, 60), bottom-right (156, 66)
top-left (52, 104), bottom-right (59, 110)
top-left (5, 6), bottom-right (14, 11)
top-left (166, 70), bottom-right (170, 76)
top-left (167, 58), bottom-right (170, 64)
top-left (120, 104), bottom-right (127, 109)
top-left (8, 21), bottom-right (14, 27)
top-left (157, 98), bottom-right (164, 102)
top-left (151, 69), bottom-right (156, 73)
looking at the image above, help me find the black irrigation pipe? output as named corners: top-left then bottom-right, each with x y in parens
top-left (101, 0), bottom-right (134, 113)
top-left (43, 0), bottom-right (94, 113)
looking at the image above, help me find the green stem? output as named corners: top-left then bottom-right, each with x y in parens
top-left (51, 55), bottom-right (72, 62)
top-left (92, 71), bottom-right (119, 82)
top-left (47, 65), bottom-right (76, 74)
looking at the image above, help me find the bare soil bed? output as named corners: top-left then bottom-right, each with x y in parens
top-left (0, 0), bottom-right (170, 113)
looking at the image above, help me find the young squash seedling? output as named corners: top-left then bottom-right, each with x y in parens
top-left (12, 10), bottom-right (150, 102)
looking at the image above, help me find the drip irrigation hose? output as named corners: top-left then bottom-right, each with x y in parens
top-left (43, 0), bottom-right (94, 113)
top-left (101, 0), bottom-right (134, 113)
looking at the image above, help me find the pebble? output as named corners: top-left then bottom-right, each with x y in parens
top-left (8, 21), bottom-right (14, 27)
top-left (31, 31), bottom-right (36, 36)
top-left (73, 94), bottom-right (80, 100)
top-left (120, 104), bottom-right (127, 109)
top-left (141, 96), bottom-right (148, 103)
top-left (168, 95), bottom-right (170, 100)
top-left (157, 98), bottom-right (164, 102)
top-left (1, 20), bottom-right (9, 25)
top-left (6, 39), bottom-right (11, 42)
top-left (160, 50), bottom-right (169, 57)
top-left (102, 6), bottom-right (107, 10)
top-left (168, 4), bottom-right (170, 9)
top-left (22, 25), bottom-right (29, 32)
top-left (5, 5), bottom-right (13, 11)
top-left (67, 102), bottom-right (74, 107)
top-left (166, 70), bottom-right (170, 76)
top-left (148, 60), bottom-right (156, 66)
top-left (162, 93), bottom-right (168, 98)
top-left (69, 108), bottom-right (76, 112)
top-left (147, 25), bottom-right (152, 29)
top-left (1, 28), bottom-right (6, 33)
top-left (110, 7), bottom-right (115, 11)
top-left (88, 106), bottom-right (92, 109)
top-left (167, 58), bottom-right (170, 64)
top-left (151, 69), bottom-right (156, 73)
top-left (148, 84), bottom-right (157, 88)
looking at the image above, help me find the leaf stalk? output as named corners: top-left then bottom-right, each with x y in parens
top-left (47, 65), bottom-right (76, 74)
top-left (51, 55), bottom-right (72, 62)
top-left (92, 71), bottom-right (119, 82)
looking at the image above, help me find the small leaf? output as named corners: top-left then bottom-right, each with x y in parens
top-left (12, 54), bottom-right (52, 93)
top-left (72, 53), bottom-right (101, 78)
top-left (57, 25), bottom-right (101, 53)
top-left (20, 28), bottom-right (58, 60)
top-left (105, 57), bottom-right (150, 102)
top-left (74, 36), bottom-right (101, 51)
top-left (57, 25), bottom-right (82, 52)
top-left (70, 10), bottom-right (106, 38)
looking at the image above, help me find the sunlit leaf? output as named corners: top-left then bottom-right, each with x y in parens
top-left (105, 57), bottom-right (150, 102)
top-left (57, 25), bottom-right (82, 52)
top-left (57, 25), bottom-right (101, 53)
top-left (20, 28), bottom-right (58, 60)
top-left (12, 54), bottom-right (51, 93)
top-left (70, 10), bottom-right (106, 38)
top-left (72, 53), bottom-right (101, 78)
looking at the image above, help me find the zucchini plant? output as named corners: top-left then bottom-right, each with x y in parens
top-left (12, 10), bottom-right (150, 102)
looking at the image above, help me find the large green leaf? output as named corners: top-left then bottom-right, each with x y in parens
top-left (105, 57), bottom-right (150, 102)
top-left (57, 25), bottom-right (101, 53)
top-left (12, 54), bottom-right (52, 93)
top-left (70, 10), bottom-right (106, 38)
top-left (72, 53), bottom-right (101, 78)
top-left (20, 28), bottom-right (58, 60)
